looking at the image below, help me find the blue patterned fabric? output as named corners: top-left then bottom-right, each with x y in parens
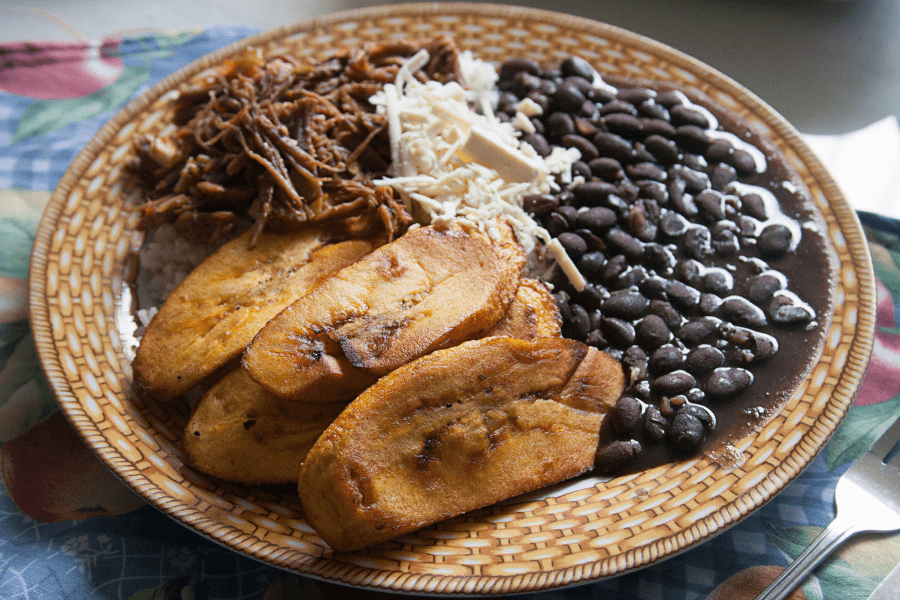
top-left (1, 24), bottom-right (898, 600)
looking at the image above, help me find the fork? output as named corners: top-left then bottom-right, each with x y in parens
top-left (754, 414), bottom-right (900, 600)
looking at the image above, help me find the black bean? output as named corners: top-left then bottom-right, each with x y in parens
top-left (644, 243), bottom-right (675, 273)
top-left (588, 85), bottom-right (616, 103)
top-left (720, 296), bottom-right (767, 328)
top-left (667, 280), bottom-right (701, 312)
top-left (653, 370), bottom-right (696, 396)
top-left (554, 82), bottom-right (587, 113)
top-left (674, 125), bottom-right (712, 153)
top-left (640, 276), bottom-right (669, 300)
top-left (595, 440), bottom-right (642, 474)
top-left (705, 368), bottom-right (753, 400)
top-left (617, 87), bottom-right (654, 104)
top-left (612, 265), bottom-right (648, 290)
top-left (497, 90), bottom-right (519, 112)
top-left (632, 143), bottom-right (656, 164)
top-left (637, 100), bottom-right (669, 120)
top-left (639, 181), bottom-right (667, 205)
top-left (557, 231), bottom-right (588, 262)
top-left (537, 81), bottom-right (557, 100)
top-left (741, 193), bottom-right (768, 220)
top-left (667, 177), bottom-right (689, 214)
top-left (524, 132), bottom-right (551, 157)
top-left (668, 411), bottom-right (705, 453)
top-left (767, 295), bottom-right (815, 324)
top-left (622, 346), bottom-right (649, 381)
top-left (670, 105), bottom-right (711, 128)
top-left (554, 291), bottom-right (571, 320)
top-left (701, 269), bottom-right (733, 295)
top-left (712, 228), bottom-right (740, 255)
top-left (523, 193), bottom-right (558, 217)
top-left (606, 228), bottom-right (644, 261)
top-left (572, 160), bottom-right (592, 181)
top-left (721, 323), bottom-right (753, 347)
top-left (586, 158), bottom-right (622, 181)
top-left (563, 75), bottom-right (593, 95)
top-left (601, 317), bottom-right (636, 348)
top-left (757, 224), bottom-right (793, 259)
top-left (575, 207), bottom-right (616, 233)
top-left (673, 167), bottom-right (709, 195)
top-left (499, 57), bottom-right (541, 80)
top-left (601, 254), bottom-right (628, 283)
top-left (644, 134), bottom-right (680, 165)
top-left (575, 283), bottom-right (604, 312)
top-left (573, 180), bottom-right (619, 206)
top-left (655, 90), bottom-right (682, 107)
top-left (562, 133), bottom-right (599, 161)
top-left (750, 332), bottom-right (778, 361)
top-left (695, 190), bottom-right (725, 222)
top-left (545, 111), bottom-right (576, 142)
top-left (592, 131), bottom-right (634, 163)
top-left (635, 314), bottom-right (672, 349)
top-left (585, 329), bottom-right (608, 349)
top-left (680, 404), bottom-right (715, 429)
top-left (748, 273), bottom-right (784, 304)
top-left (705, 138), bottom-right (733, 164)
top-left (642, 406), bottom-right (668, 443)
top-left (627, 162), bottom-right (667, 182)
top-left (641, 118), bottom-right (676, 138)
top-left (710, 164), bottom-right (738, 190)
top-left (542, 212), bottom-right (567, 237)
top-left (660, 211), bottom-right (688, 237)
top-left (685, 345), bottom-right (724, 375)
top-left (513, 71), bottom-right (543, 96)
top-left (648, 300), bottom-right (684, 330)
top-left (567, 303), bottom-right (592, 340)
top-left (602, 292), bottom-right (650, 320)
top-left (739, 216), bottom-right (760, 238)
top-left (603, 113), bottom-right (644, 138)
top-left (681, 153), bottom-right (707, 171)
top-left (699, 293), bottom-right (723, 315)
top-left (578, 251), bottom-right (606, 279)
top-left (556, 205), bottom-right (579, 227)
top-left (678, 318), bottom-right (716, 345)
top-left (673, 258), bottom-right (701, 285)
top-left (730, 149), bottom-right (757, 175)
top-left (561, 55), bottom-right (594, 80)
top-left (649, 344), bottom-right (684, 373)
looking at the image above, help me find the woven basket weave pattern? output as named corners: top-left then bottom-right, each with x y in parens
top-left (29, 4), bottom-right (875, 594)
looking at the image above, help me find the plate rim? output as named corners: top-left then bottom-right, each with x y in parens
top-left (28, 2), bottom-right (877, 594)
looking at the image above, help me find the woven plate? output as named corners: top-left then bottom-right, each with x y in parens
top-left (29, 3), bottom-right (875, 595)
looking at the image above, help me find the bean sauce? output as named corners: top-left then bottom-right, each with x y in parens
top-left (497, 58), bottom-right (837, 475)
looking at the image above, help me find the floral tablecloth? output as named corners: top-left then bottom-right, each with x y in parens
top-left (1, 26), bottom-right (899, 600)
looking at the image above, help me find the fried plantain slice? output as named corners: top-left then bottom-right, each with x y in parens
top-left (183, 369), bottom-right (345, 484)
top-left (133, 227), bottom-right (379, 400)
top-left (182, 278), bottom-right (561, 484)
top-left (483, 278), bottom-right (560, 339)
top-left (243, 221), bottom-right (525, 401)
top-left (297, 336), bottom-right (624, 552)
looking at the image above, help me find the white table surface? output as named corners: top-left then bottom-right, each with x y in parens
top-left (2, 0), bottom-right (898, 136)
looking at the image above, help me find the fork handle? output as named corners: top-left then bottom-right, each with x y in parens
top-left (754, 514), bottom-right (859, 600)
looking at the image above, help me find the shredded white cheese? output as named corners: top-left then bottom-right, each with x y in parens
top-left (370, 50), bottom-right (585, 290)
